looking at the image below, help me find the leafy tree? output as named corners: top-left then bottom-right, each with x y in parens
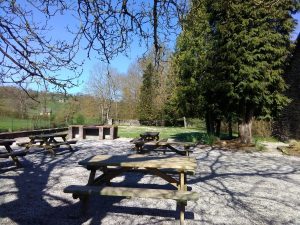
top-left (171, 0), bottom-right (218, 132)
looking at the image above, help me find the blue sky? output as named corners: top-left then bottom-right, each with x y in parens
top-left (15, 1), bottom-right (300, 94)
top-left (67, 12), bottom-right (300, 94)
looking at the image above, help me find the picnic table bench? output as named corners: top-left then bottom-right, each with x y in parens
top-left (139, 132), bottom-right (160, 141)
top-left (0, 139), bottom-right (27, 167)
top-left (130, 138), bottom-right (196, 156)
top-left (17, 133), bottom-right (77, 156)
top-left (64, 154), bottom-right (199, 225)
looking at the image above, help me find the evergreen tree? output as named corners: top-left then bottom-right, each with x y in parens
top-left (138, 63), bottom-right (156, 122)
top-left (209, 0), bottom-right (298, 143)
top-left (173, 0), bottom-right (299, 142)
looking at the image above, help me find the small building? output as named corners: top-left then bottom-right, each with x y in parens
top-left (39, 108), bottom-right (52, 116)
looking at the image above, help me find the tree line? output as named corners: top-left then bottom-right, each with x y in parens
top-left (1, 0), bottom-right (300, 143)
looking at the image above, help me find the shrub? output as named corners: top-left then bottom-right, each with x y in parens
top-left (75, 114), bottom-right (85, 124)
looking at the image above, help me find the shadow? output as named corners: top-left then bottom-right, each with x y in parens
top-left (170, 131), bottom-right (206, 142)
top-left (0, 147), bottom-right (83, 225)
top-left (0, 143), bottom-right (192, 225)
top-left (187, 148), bottom-right (300, 224)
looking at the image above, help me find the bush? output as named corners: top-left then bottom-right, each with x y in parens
top-left (75, 114), bottom-right (85, 124)
top-left (252, 120), bottom-right (272, 138)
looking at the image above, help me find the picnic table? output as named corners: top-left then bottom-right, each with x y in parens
top-left (131, 138), bottom-right (196, 156)
top-left (140, 132), bottom-right (160, 141)
top-left (19, 133), bottom-right (76, 156)
top-left (64, 154), bottom-right (199, 225)
top-left (0, 139), bottom-right (27, 167)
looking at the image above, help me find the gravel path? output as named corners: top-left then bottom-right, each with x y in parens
top-left (0, 138), bottom-right (299, 225)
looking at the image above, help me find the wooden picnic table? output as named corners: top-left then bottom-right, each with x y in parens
top-left (154, 140), bottom-right (197, 156)
top-left (25, 133), bottom-right (75, 156)
top-left (64, 154), bottom-right (199, 225)
top-left (140, 132), bottom-right (160, 141)
top-left (131, 138), bottom-right (196, 156)
top-left (0, 139), bottom-right (26, 167)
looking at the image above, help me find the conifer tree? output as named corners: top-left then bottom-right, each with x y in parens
top-left (209, 0), bottom-right (298, 143)
top-left (172, 0), bottom-right (299, 142)
top-left (138, 63), bottom-right (156, 122)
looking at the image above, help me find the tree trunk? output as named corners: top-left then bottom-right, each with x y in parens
top-left (228, 119), bottom-right (233, 139)
top-left (215, 119), bottom-right (221, 137)
top-left (205, 111), bottom-right (215, 135)
top-left (238, 119), bottom-right (253, 144)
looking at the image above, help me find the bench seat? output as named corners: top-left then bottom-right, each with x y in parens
top-left (17, 141), bottom-right (37, 147)
top-left (50, 140), bottom-right (77, 147)
top-left (0, 150), bottom-right (27, 158)
top-left (64, 185), bottom-right (199, 202)
top-left (102, 166), bottom-right (195, 176)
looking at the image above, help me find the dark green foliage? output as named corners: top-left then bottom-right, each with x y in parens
top-left (138, 63), bottom-right (156, 121)
top-left (172, 0), bottom-right (299, 142)
top-left (75, 114), bottom-right (85, 124)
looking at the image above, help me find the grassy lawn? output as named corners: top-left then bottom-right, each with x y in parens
top-left (0, 117), bottom-right (50, 132)
top-left (118, 125), bottom-right (206, 142)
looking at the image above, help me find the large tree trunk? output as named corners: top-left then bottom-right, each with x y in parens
top-left (238, 119), bottom-right (253, 144)
top-left (228, 120), bottom-right (233, 139)
top-left (205, 111), bottom-right (215, 135)
top-left (215, 119), bottom-right (221, 137)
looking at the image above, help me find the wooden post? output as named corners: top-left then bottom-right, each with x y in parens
top-left (99, 127), bottom-right (104, 140)
top-left (178, 171), bottom-right (186, 224)
top-left (183, 116), bottom-right (187, 128)
top-left (79, 125), bottom-right (84, 140)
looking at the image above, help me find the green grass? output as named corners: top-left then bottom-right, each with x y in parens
top-left (0, 117), bottom-right (51, 132)
top-left (118, 125), bottom-right (206, 142)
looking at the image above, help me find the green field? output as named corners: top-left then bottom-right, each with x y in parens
top-left (0, 117), bottom-right (51, 132)
top-left (118, 125), bottom-right (205, 142)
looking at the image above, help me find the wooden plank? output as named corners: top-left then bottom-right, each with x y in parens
top-left (104, 167), bottom-right (195, 176)
top-left (0, 150), bottom-right (27, 158)
top-left (157, 140), bottom-right (197, 147)
top-left (79, 154), bottom-right (197, 173)
top-left (64, 185), bottom-right (200, 202)
top-left (0, 139), bottom-right (15, 145)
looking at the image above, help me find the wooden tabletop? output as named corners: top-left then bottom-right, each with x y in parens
top-left (29, 133), bottom-right (67, 139)
top-left (157, 140), bottom-right (197, 147)
top-left (79, 154), bottom-right (197, 173)
top-left (0, 139), bottom-right (15, 146)
top-left (140, 132), bottom-right (159, 136)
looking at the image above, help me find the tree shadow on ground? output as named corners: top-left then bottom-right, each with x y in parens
top-left (169, 131), bottom-right (206, 142)
top-left (188, 148), bottom-right (300, 224)
top-left (0, 143), bottom-right (195, 225)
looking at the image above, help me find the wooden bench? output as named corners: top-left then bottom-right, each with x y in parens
top-left (64, 185), bottom-right (199, 224)
top-left (130, 138), bottom-right (145, 152)
top-left (104, 166), bottom-right (195, 176)
top-left (0, 150), bottom-right (27, 158)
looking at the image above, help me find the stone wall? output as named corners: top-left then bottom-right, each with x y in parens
top-left (273, 35), bottom-right (300, 140)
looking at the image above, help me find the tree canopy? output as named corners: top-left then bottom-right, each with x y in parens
top-left (172, 0), bottom-right (300, 143)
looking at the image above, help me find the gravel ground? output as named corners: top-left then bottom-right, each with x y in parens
top-left (0, 138), bottom-right (299, 225)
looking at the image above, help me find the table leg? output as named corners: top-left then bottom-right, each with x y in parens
top-left (184, 146), bottom-right (190, 156)
top-left (177, 171), bottom-right (187, 225)
top-left (5, 145), bottom-right (21, 167)
top-left (88, 169), bottom-right (96, 184)
top-left (77, 169), bottom-right (97, 215)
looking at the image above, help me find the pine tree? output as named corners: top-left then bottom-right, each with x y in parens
top-left (138, 63), bottom-right (156, 122)
top-left (172, 0), bottom-right (299, 142)
top-left (209, 0), bottom-right (298, 143)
